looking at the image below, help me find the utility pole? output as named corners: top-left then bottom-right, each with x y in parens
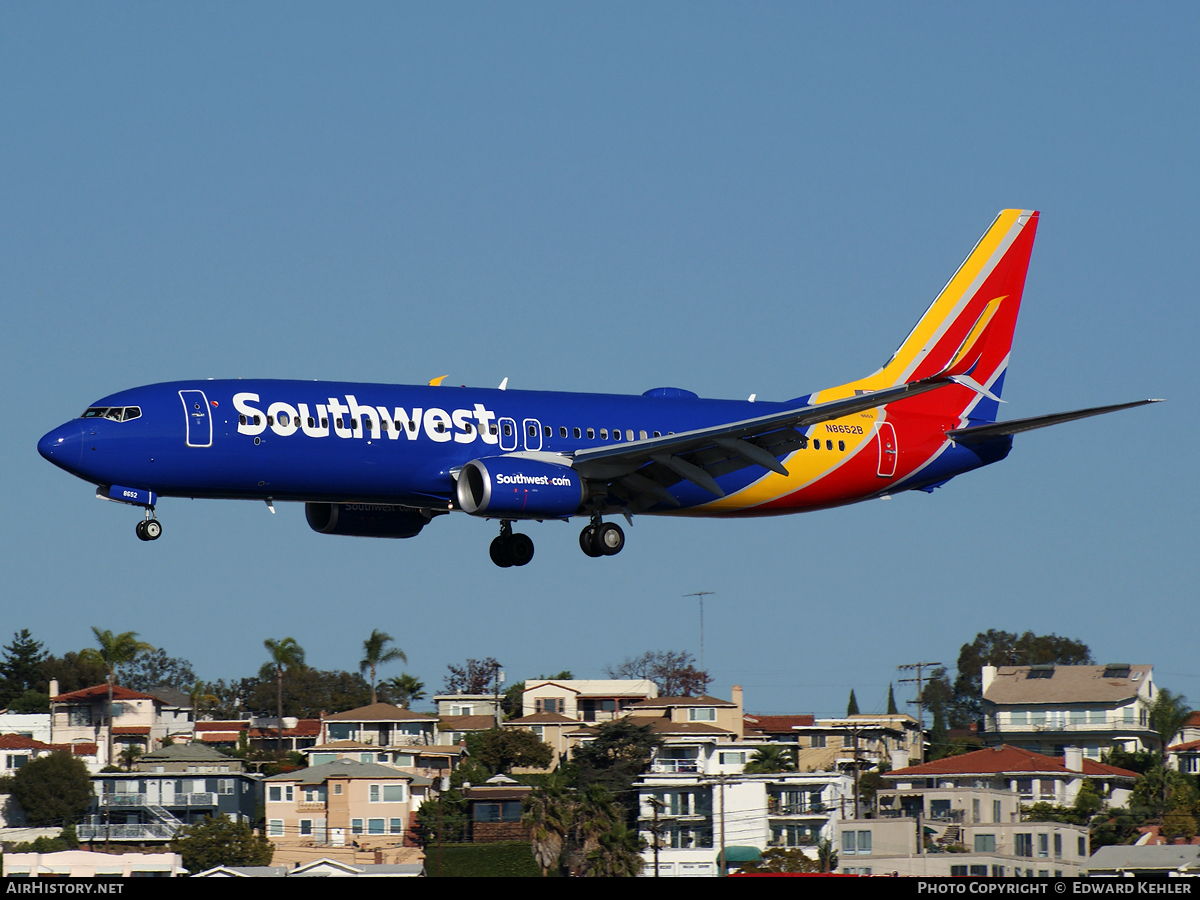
top-left (717, 773), bottom-right (727, 878)
top-left (898, 661), bottom-right (942, 763)
top-left (647, 796), bottom-right (665, 877)
top-left (683, 592), bottom-right (715, 672)
top-left (492, 661), bottom-right (505, 728)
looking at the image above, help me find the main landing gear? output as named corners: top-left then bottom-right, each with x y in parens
top-left (490, 521), bottom-right (534, 568)
top-left (135, 509), bottom-right (162, 542)
top-left (579, 515), bottom-right (624, 558)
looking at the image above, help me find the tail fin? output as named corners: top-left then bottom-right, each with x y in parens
top-left (825, 209), bottom-right (1039, 423)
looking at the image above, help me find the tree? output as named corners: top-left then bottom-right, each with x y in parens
top-left (40, 651), bottom-right (117, 697)
top-left (171, 815), bottom-right (274, 872)
top-left (115, 649), bottom-right (196, 692)
top-left (584, 819), bottom-right (645, 877)
top-left (78, 628), bottom-right (153, 766)
top-left (886, 683), bottom-right (899, 715)
top-left (604, 650), bottom-right (711, 696)
top-left (119, 744), bottom-right (144, 771)
top-left (443, 657), bottom-right (501, 695)
top-left (846, 689), bottom-right (860, 716)
top-left (11, 752), bottom-right (94, 826)
top-left (523, 775), bottom-right (572, 876)
top-left (737, 848), bottom-right (821, 874)
top-left (816, 837), bottom-right (838, 873)
top-left (360, 630), bottom-right (406, 705)
top-left (950, 630), bottom-right (1092, 728)
top-left (466, 728), bottom-right (552, 773)
top-left (573, 720), bottom-right (662, 803)
top-left (263, 637), bottom-right (305, 752)
top-left (1149, 689), bottom-right (1193, 770)
top-left (0, 630), bottom-right (47, 707)
top-left (744, 745), bottom-right (796, 775)
top-left (381, 674), bottom-right (426, 709)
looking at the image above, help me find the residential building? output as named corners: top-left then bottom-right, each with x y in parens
top-left (882, 744), bottom-right (1139, 809)
top-left (1168, 711), bottom-right (1200, 775)
top-left (1086, 845), bottom-right (1200, 877)
top-left (248, 717), bottom-right (322, 753)
top-left (50, 683), bottom-right (178, 766)
top-left (79, 758), bottom-right (261, 843)
top-left (624, 690), bottom-right (743, 738)
top-left (502, 712), bottom-right (580, 768)
top-left (433, 693), bottom-right (501, 718)
top-left (2, 850), bottom-right (185, 878)
top-left (833, 812), bottom-right (1090, 877)
top-left (0, 734), bottom-right (80, 775)
top-left (0, 713), bottom-right (52, 744)
top-left (980, 663), bottom-right (1159, 757)
top-left (463, 774), bottom-right (533, 843)
top-left (306, 742), bottom-right (462, 781)
top-left (321, 703), bottom-right (440, 747)
top-left (263, 758), bottom-right (431, 850)
top-left (521, 679), bottom-right (658, 722)
top-left (436, 714), bottom-right (495, 746)
top-left (636, 768), bottom-right (856, 876)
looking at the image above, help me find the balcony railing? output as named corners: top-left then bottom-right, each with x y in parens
top-left (767, 799), bottom-right (827, 816)
top-left (984, 720), bottom-right (1152, 735)
top-left (651, 760), bottom-right (699, 774)
top-left (99, 792), bottom-right (218, 808)
top-left (78, 823), bottom-right (178, 841)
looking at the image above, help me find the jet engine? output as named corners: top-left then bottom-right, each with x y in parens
top-left (455, 457), bottom-right (585, 518)
top-left (305, 503), bottom-right (430, 538)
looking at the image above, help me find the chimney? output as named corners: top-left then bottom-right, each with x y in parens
top-left (731, 686), bottom-right (744, 738)
top-left (49, 679), bottom-right (59, 700)
top-left (981, 666), bottom-right (998, 696)
top-left (1064, 746), bottom-right (1083, 772)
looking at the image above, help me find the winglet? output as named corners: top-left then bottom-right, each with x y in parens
top-left (428, 375), bottom-right (448, 386)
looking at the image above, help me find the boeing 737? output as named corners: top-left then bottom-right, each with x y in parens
top-left (38, 209), bottom-right (1158, 567)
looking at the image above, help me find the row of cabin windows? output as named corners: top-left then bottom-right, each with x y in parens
top-left (241, 414), bottom-right (425, 432)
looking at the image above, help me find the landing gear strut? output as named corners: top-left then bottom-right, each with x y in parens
top-left (489, 520), bottom-right (534, 568)
top-left (580, 514), bottom-right (624, 558)
top-left (135, 509), bottom-right (162, 542)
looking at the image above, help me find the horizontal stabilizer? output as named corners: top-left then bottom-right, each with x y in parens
top-left (945, 399), bottom-right (1162, 442)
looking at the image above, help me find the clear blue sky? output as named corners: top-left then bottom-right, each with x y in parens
top-left (2, 4), bottom-right (1196, 719)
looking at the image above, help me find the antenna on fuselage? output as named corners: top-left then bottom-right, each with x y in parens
top-left (498, 377), bottom-right (508, 391)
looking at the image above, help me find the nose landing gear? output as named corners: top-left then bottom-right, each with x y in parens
top-left (135, 509), bottom-right (162, 542)
top-left (489, 520), bottom-right (534, 568)
top-left (579, 515), bottom-right (624, 558)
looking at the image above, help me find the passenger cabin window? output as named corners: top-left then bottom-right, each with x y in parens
top-left (489, 424), bottom-right (498, 435)
top-left (527, 424), bottom-right (537, 437)
top-left (504, 424), bottom-right (513, 436)
top-left (573, 427), bottom-right (581, 439)
top-left (543, 425), bottom-right (552, 438)
top-left (587, 428), bottom-right (595, 439)
top-left (838, 440), bottom-right (845, 451)
top-left (613, 429), bottom-right (622, 441)
top-left (599, 429), bottom-right (607, 439)
top-left (560, 426), bottom-right (568, 438)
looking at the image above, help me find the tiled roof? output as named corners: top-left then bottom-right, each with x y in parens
top-left (140, 743), bottom-right (234, 763)
top-left (196, 721), bottom-right (250, 731)
top-left (885, 744), bottom-right (1139, 780)
top-left (111, 726), bottom-right (151, 735)
top-left (1169, 739), bottom-right (1200, 752)
top-left (248, 719), bottom-right (321, 739)
top-left (264, 757), bottom-right (432, 786)
top-left (0, 734), bottom-right (61, 751)
top-left (324, 703), bottom-right (438, 723)
top-left (983, 665), bottom-right (1152, 705)
top-left (52, 684), bottom-right (159, 703)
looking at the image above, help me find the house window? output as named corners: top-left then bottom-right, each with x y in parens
top-left (810, 735), bottom-right (827, 748)
top-left (975, 834), bottom-right (996, 853)
top-left (368, 819), bottom-right (385, 834)
top-left (303, 786), bottom-right (326, 803)
top-left (327, 724), bottom-right (354, 741)
top-left (300, 819), bottom-right (312, 836)
top-left (384, 784), bottom-right (406, 802)
top-left (536, 697), bottom-right (565, 714)
top-left (268, 786), bottom-right (282, 802)
top-left (451, 705), bottom-right (474, 716)
top-left (268, 820), bottom-right (283, 837)
top-left (1078, 836), bottom-right (1087, 857)
top-left (218, 779), bottom-right (235, 795)
top-left (394, 754), bottom-right (415, 767)
top-left (1015, 833), bottom-right (1033, 857)
top-left (390, 818), bottom-right (405, 833)
top-left (719, 752), bottom-right (746, 765)
top-left (1054, 833), bottom-right (1062, 858)
top-left (67, 706), bottom-right (90, 726)
top-left (530, 726), bottom-right (544, 741)
top-left (333, 784), bottom-right (343, 794)
top-left (351, 819), bottom-right (363, 834)
top-left (1038, 833), bottom-right (1049, 858)
top-left (993, 800), bottom-right (1002, 823)
top-left (688, 708), bottom-right (716, 722)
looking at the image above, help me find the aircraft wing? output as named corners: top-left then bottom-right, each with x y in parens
top-left (945, 399), bottom-right (1162, 443)
top-left (568, 376), bottom-right (957, 509)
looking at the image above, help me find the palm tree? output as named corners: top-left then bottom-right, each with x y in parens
top-left (360, 630), bottom-right (407, 705)
top-left (1149, 689), bottom-right (1194, 804)
top-left (263, 637), bottom-right (305, 753)
top-left (816, 837), bottom-right (838, 873)
top-left (382, 674), bottom-right (426, 710)
top-left (78, 628), bottom-right (153, 767)
top-left (523, 776), bottom-right (572, 876)
top-left (584, 820), bottom-right (645, 877)
top-left (744, 744), bottom-right (797, 775)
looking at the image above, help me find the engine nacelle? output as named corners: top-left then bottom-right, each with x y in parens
top-left (455, 457), bottom-right (585, 518)
top-left (305, 503), bottom-right (429, 538)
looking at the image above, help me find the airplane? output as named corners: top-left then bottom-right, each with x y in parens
top-left (38, 209), bottom-right (1159, 567)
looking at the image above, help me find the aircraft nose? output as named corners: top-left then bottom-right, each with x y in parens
top-left (38, 422), bottom-right (83, 470)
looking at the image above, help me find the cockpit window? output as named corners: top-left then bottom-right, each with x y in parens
top-left (80, 406), bottom-right (141, 422)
